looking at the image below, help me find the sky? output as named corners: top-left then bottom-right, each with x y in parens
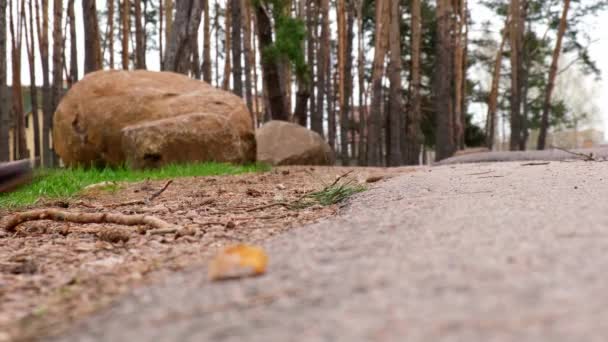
top-left (7, 0), bottom-right (608, 140)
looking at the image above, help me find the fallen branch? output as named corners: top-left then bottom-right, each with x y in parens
top-left (521, 162), bottom-right (551, 166)
top-left (551, 146), bottom-right (596, 161)
top-left (106, 180), bottom-right (174, 208)
top-left (148, 180), bottom-right (173, 202)
top-left (3, 209), bottom-right (181, 233)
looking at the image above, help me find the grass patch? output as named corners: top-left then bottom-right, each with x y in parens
top-left (0, 162), bottom-right (270, 208)
top-left (291, 176), bottom-right (366, 209)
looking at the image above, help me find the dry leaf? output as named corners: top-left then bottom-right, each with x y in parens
top-left (208, 244), bottom-right (268, 281)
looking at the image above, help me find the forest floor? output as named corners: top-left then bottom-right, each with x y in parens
top-left (0, 165), bottom-right (414, 342)
top-left (46, 159), bottom-right (608, 342)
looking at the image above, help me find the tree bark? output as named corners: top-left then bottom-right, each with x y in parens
top-left (355, 0), bottom-right (366, 165)
top-left (345, 4), bottom-right (355, 162)
top-left (453, 0), bottom-right (466, 151)
top-left (0, 0), bottom-right (9, 161)
top-left (202, 0), bottom-right (212, 82)
top-left (434, 0), bottom-right (456, 161)
top-left (305, 0), bottom-right (316, 129)
top-left (108, 0), bottom-right (115, 68)
top-left (538, 0), bottom-right (570, 150)
top-left (35, 0), bottom-right (54, 166)
top-left (293, 0), bottom-right (309, 127)
top-left (337, 0), bottom-right (349, 163)
top-left (10, 0), bottom-right (28, 159)
top-left (67, 0), bottom-right (78, 84)
top-left (163, 0), bottom-right (204, 74)
top-left (82, 0), bottom-right (103, 74)
top-left (509, 0), bottom-right (522, 151)
top-left (25, 0), bottom-right (41, 163)
top-left (254, 4), bottom-right (288, 121)
top-left (222, 1), bottom-right (232, 90)
top-left (367, 0), bottom-right (389, 166)
top-left (386, 0), bottom-right (403, 166)
top-left (121, 0), bottom-right (129, 69)
top-left (485, 17), bottom-right (508, 150)
top-left (231, 0), bottom-right (243, 97)
top-left (134, 0), bottom-right (146, 69)
top-left (313, 0), bottom-right (329, 136)
top-left (404, 0), bottom-right (423, 165)
top-left (242, 0), bottom-right (254, 115)
top-left (164, 0), bottom-right (173, 62)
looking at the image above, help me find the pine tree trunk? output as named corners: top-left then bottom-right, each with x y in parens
top-left (242, 0), bottom-right (254, 115)
top-left (367, 0), bottom-right (389, 166)
top-left (453, 0), bottom-right (465, 151)
top-left (314, 0), bottom-right (329, 136)
top-left (202, 0), bottom-right (212, 83)
top-left (214, 0), bottom-right (220, 86)
top-left (121, 0), bottom-right (129, 69)
top-left (305, 0), bottom-right (316, 129)
top-left (35, 0), bottom-right (54, 166)
top-left (538, 0), bottom-right (570, 150)
top-left (82, 0), bottom-right (102, 74)
top-left (356, 0), bottom-right (366, 165)
top-left (134, 0), bottom-right (146, 69)
top-left (293, 0), bottom-right (309, 127)
top-left (509, 0), bottom-right (522, 151)
top-left (222, 1), bottom-right (232, 90)
top-left (163, 0), bottom-right (204, 74)
top-left (25, 0), bottom-right (41, 163)
top-left (434, 0), bottom-right (455, 161)
top-left (165, 0), bottom-right (173, 56)
top-left (386, 0), bottom-right (403, 166)
top-left (108, 0), bottom-right (115, 68)
top-left (11, 0), bottom-right (28, 159)
top-left (67, 0), bottom-right (78, 84)
top-left (485, 17), bottom-right (508, 150)
top-left (404, 0), bottom-right (422, 165)
top-left (231, 0), bottom-right (243, 97)
top-left (345, 4), bottom-right (355, 162)
top-left (254, 3), bottom-right (288, 121)
top-left (337, 0), bottom-right (348, 163)
top-left (0, 0), bottom-right (9, 161)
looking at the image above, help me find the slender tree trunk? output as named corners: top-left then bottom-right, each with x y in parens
top-left (386, 0), bottom-right (403, 166)
top-left (453, 0), bottom-right (466, 151)
top-left (404, 0), bottom-right (423, 165)
top-left (305, 0), bottom-right (316, 129)
top-left (134, 0), bottom-right (146, 69)
top-left (538, 0), bottom-right (569, 150)
top-left (293, 0), bottom-right (309, 127)
top-left (231, 0), bottom-right (243, 97)
top-left (254, 3), bottom-right (288, 121)
top-left (10, 0), bottom-right (28, 159)
top-left (121, 0), bottom-right (130, 69)
top-left (313, 0), bottom-right (329, 136)
top-left (52, 0), bottom-right (63, 112)
top-left (214, 0), bottom-right (220, 86)
top-left (337, 0), bottom-right (349, 163)
top-left (159, 0), bottom-right (163, 66)
top-left (0, 0), bottom-right (8, 161)
top-left (202, 0), bottom-right (212, 82)
top-left (367, 0), bottom-right (389, 166)
top-left (356, 0), bottom-right (366, 165)
top-left (345, 3), bottom-right (355, 162)
top-left (191, 35), bottom-right (201, 78)
top-left (108, 0), bottom-right (115, 68)
top-left (328, 60), bottom-right (336, 150)
top-left (485, 17), bottom-right (508, 149)
top-left (509, 0), bottom-right (526, 151)
top-left (163, 0), bottom-right (204, 74)
top-left (222, 1), bottom-right (232, 90)
top-left (82, 0), bottom-right (103, 74)
top-left (67, 0), bottom-right (78, 83)
top-left (165, 0), bottom-right (173, 55)
top-left (252, 11), bottom-right (260, 125)
top-left (434, 0), bottom-right (455, 161)
top-left (242, 0), bottom-right (254, 114)
top-left (35, 0), bottom-right (54, 166)
top-left (25, 0), bottom-right (41, 163)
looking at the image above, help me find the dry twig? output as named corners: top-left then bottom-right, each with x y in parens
top-left (551, 146), bottom-right (596, 161)
top-left (3, 209), bottom-right (181, 233)
top-left (106, 180), bottom-right (174, 208)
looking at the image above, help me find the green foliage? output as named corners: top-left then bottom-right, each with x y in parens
top-left (0, 162), bottom-right (270, 208)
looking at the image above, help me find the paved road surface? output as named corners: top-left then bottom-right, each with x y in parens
top-left (438, 147), bottom-right (608, 164)
top-left (56, 161), bottom-right (608, 342)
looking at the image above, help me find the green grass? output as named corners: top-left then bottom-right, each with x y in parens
top-left (0, 162), bottom-right (270, 208)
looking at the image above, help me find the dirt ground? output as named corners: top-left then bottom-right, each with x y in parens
top-left (0, 166), bottom-right (415, 342)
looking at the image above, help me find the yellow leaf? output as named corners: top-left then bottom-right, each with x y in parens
top-left (208, 244), bottom-right (269, 281)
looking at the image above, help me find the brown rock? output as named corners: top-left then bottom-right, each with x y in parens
top-left (256, 121), bottom-right (335, 166)
top-left (53, 70), bottom-right (255, 167)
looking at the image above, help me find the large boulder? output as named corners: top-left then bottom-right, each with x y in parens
top-left (53, 70), bottom-right (255, 168)
top-left (256, 120), bottom-right (334, 166)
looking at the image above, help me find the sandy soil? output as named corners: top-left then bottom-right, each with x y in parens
top-left (0, 166), bottom-right (414, 342)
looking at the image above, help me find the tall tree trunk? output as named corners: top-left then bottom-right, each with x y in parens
top-left (404, 0), bottom-right (423, 165)
top-left (345, 4), bottom-right (355, 162)
top-left (337, 0), bottom-right (349, 163)
top-left (108, 0), bottom-right (115, 68)
top-left (0, 0), bottom-right (9, 161)
top-left (313, 0), bottom-right (329, 136)
top-left (231, 0), bottom-right (243, 97)
top-left (159, 0), bottom-right (163, 66)
top-left (254, 3), bottom-right (288, 121)
top-left (434, 0), bottom-right (455, 161)
top-left (367, 0), bottom-right (389, 166)
top-left (25, 0), bottom-right (41, 163)
top-left (202, 0), bottom-right (212, 82)
top-left (164, 0), bottom-right (173, 56)
top-left (214, 0), bottom-right (220, 86)
top-left (134, 0), bottom-right (146, 69)
top-left (293, 0), bottom-right (309, 127)
top-left (328, 60), bottom-right (336, 151)
top-left (509, 0), bottom-right (526, 151)
top-left (35, 0), bottom-right (54, 166)
top-left (453, 0), bottom-right (466, 151)
top-left (163, 0), bottom-right (204, 74)
top-left (222, 1), bottom-right (232, 90)
top-left (67, 0), bottom-right (78, 83)
top-left (52, 0), bottom-right (63, 112)
top-left (305, 0), bottom-right (316, 129)
top-left (356, 0), bottom-right (366, 165)
top-left (121, 0), bottom-right (129, 69)
top-left (242, 0), bottom-right (254, 115)
top-left (538, 0), bottom-right (570, 150)
top-left (386, 0), bottom-right (403, 166)
top-left (83, 0), bottom-right (102, 74)
top-left (485, 18), bottom-right (508, 150)
top-left (10, 0), bottom-right (28, 159)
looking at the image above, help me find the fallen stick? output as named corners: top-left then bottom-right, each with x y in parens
top-left (106, 179), bottom-right (174, 208)
top-left (551, 146), bottom-right (596, 161)
top-left (3, 208), bottom-right (181, 233)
